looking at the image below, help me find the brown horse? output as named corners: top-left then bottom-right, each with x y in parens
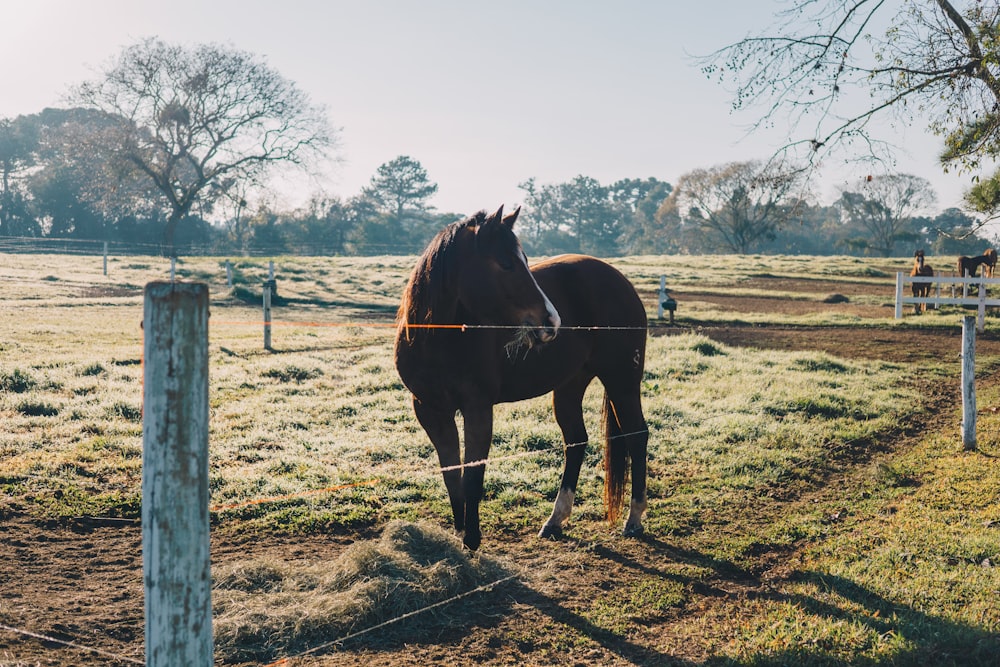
top-left (395, 206), bottom-right (649, 550)
top-left (957, 248), bottom-right (998, 279)
top-left (910, 250), bottom-right (934, 314)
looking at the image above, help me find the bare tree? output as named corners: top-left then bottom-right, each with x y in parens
top-left (655, 160), bottom-right (806, 254)
top-left (705, 1), bottom-right (1000, 218)
top-left (74, 37), bottom-right (336, 253)
top-left (836, 173), bottom-right (937, 256)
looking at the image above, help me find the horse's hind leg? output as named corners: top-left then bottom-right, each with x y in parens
top-left (539, 375), bottom-right (593, 539)
top-left (607, 388), bottom-right (648, 537)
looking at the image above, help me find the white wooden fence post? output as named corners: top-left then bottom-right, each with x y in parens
top-left (170, 257), bottom-right (176, 283)
top-left (263, 281), bottom-right (273, 351)
top-left (103, 241), bottom-right (108, 276)
top-left (226, 260), bottom-right (233, 288)
top-left (142, 282), bottom-right (212, 667)
top-left (962, 315), bottom-right (977, 451)
top-left (894, 272), bottom-right (904, 319)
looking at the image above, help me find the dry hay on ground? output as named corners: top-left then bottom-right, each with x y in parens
top-left (212, 521), bottom-right (512, 663)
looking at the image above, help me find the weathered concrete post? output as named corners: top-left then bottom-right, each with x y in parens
top-left (263, 281), bottom-right (273, 351)
top-left (142, 281), bottom-right (212, 666)
top-left (962, 315), bottom-right (977, 451)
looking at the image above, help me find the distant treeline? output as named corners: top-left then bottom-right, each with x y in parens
top-left (1, 108), bottom-right (994, 257)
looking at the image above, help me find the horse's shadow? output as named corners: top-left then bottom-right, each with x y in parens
top-left (539, 532), bottom-right (1000, 666)
top-left (332, 529), bottom-right (998, 665)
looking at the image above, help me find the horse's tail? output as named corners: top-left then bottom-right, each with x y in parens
top-left (602, 392), bottom-right (629, 526)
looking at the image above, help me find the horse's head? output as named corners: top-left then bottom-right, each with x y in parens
top-left (986, 249), bottom-right (998, 276)
top-left (458, 206), bottom-right (561, 345)
top-left (914, 249), bottom-right (925, 270)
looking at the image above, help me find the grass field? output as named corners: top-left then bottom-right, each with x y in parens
top-left (1, 250), bottom-right (999, 665)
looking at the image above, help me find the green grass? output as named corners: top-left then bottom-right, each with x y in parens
top-left (2, 251), bottom-right (999, 664)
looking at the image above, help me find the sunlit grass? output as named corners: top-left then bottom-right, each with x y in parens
top-left (3, 251), bottom-right (1000, 664)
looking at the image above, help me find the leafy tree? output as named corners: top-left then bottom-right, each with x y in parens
top-left (24, 108), bottom-right (151, 239)
top-left (244, 205), bottom-right (286, 255)
top-left (928, 207), bottom-right (991, 255)
top-left (280, 193), bottom-right (358, 255)
top-left (835, 174), bottom-right (936, 256)
top-left (0, 116), bottom-right (40, 236)
top-left (519, 175), bottom-right (622, 255)
top-left (704, 1), bottom-right (1000, 224)
top-left (757, 201), bottom-right (841, 255)
top-left (656, 160), bottom-right (805, 254)
top-left (73, 37), bottom-right (335, 253)
top-left (609, 177), bottom-right (673, 254)
top-left (360, 155), bottom-right (438, 248)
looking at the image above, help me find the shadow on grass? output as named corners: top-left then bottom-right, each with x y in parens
top-left (553, 534), bottom-right (1000, 666)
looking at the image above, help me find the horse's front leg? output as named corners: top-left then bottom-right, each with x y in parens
top-left (461, 406), bottom-right (494, 551)
top-left (412, 398), bottom-right (464, 534)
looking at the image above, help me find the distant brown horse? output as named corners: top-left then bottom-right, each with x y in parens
top-left (910, 250), bottom-right (934, 314)
top-left (395, 206), bottom-right (649, 550)
top-left (957, 248), bottom-right (998, 279)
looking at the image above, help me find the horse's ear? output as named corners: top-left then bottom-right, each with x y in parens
top-left (487, 205), bottom-right (504, 226)
top-left (501, 205), bottom-right (520, 230)
top-left (477, 206), bottom-right (504, 236)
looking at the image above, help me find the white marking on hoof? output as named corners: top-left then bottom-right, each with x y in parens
top-left (540, 488), bottom-right (574, 537)
top-left (623, 497), bottom-right (647, 537)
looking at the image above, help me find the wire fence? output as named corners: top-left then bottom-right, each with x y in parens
top-left (1, 261), bottom-right (677, 665)
top-left (0, 234), bottom-right (444, 258)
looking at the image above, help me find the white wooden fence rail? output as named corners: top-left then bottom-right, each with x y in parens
top-left (894, 272), bottom-right (1000, 331)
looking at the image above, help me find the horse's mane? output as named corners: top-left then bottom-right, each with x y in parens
top-left (397, 211), bottom-right (487, 341)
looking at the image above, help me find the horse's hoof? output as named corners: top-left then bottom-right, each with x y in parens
top-left (463, 531), bottom-right (481, 551)
top-left (538, 524), bottom-right (563, 540)
top-left (622, 524), bottom-right (645, 538)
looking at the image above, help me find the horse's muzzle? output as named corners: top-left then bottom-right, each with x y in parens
top-left (530, 316), bottom-right (559, 344)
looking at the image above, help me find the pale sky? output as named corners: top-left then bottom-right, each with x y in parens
top-left (0, 1), bottom-right (977, 217)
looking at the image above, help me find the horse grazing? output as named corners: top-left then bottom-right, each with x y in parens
top-left (910, 250), bottom-right (934, 314)
top-left (394, 206), bottom-right (649, 550)
top-left (957, 248), bottom-right (998, 279)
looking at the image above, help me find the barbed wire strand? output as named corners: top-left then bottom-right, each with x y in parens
top-left (212, 319), bottom-right (655, 332)
top-left (261, 571), bottom-right (523, 666)
top-left (0, 622), bottom-right (144, 665)
top-left (206, 427), bottom-right (651, 515)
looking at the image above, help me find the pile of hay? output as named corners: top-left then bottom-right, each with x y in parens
top-left (213, 521), bottom-right (514, 663)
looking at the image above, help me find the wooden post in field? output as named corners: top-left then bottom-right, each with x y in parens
top-left (225, 260), bottom-right (233, 288)
top-left (658, 275), bottom-right (666, 320)
top-left (962, 315), bottom-right (977, 451)
top-left (263, 281), bottom-right (273, 351)
top-left (103, 242), bottom-right (108, 276)
top-left (170, 257), bottom-right (176, 282)
top-left (142, 282), bottom-right (212, 667)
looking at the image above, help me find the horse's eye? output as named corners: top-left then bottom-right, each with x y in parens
top-left (497, 255), bottom-right (515, 271)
